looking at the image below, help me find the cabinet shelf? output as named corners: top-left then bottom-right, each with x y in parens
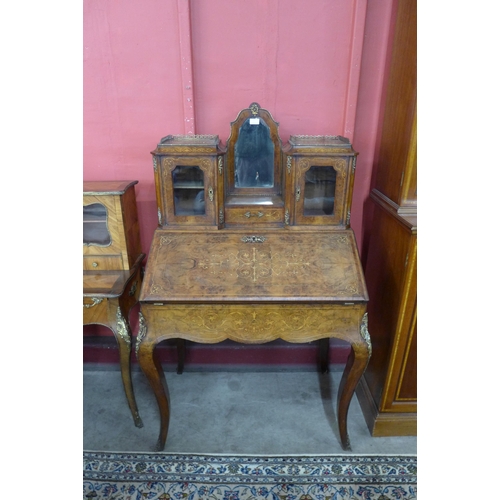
top-left (173, 183), bottom-right (204, 189)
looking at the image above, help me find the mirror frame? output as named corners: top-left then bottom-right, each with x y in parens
top-left (225, 103), bottom-right (283, 197)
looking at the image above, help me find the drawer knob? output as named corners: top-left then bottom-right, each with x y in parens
top-left (92, 262), bottom-right (98, 268)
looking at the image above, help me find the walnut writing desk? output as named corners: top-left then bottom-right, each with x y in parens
top-left (137, 104), bottom-right (371, 451)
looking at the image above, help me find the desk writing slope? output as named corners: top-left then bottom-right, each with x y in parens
top-left (140, 230), bottom-right (368, 303)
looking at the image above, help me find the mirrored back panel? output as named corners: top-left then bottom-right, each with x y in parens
top-left (226, 103), bottom-right (283, 198)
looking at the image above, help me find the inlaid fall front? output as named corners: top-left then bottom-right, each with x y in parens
top-left (141, 230), bottom-right (367, 302)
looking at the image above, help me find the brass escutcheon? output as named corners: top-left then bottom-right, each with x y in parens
top-left (241, 235), bottom-right (266, 243)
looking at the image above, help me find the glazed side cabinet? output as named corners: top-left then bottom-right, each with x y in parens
top-left (152, 136), bottom-right (225, 229)
top-left (284, 135), bottom-right (357, 228)
top-left (83, 181), bottom-right (142, 271)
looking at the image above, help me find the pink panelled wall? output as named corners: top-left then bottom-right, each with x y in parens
top-left (84, 0), bottom-right (397, 257)
top-left (84, 0), bottom-right (398, 363)
top-left (190, 0), bottom-right (358, 139)
top-left (353, 0), bottom-right (398, 261)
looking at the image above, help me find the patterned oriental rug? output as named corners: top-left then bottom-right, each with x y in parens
top-left (83, 452), bottom-right (417, 499)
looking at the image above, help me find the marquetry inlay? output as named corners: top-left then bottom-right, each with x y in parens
top-left (225, 208), bottom-right (283, 224)
top-left (145, 304), bottom-right (365, 345)
top-left (162, 157), bottom-right (211, 171)
top-left (144, 231), bottom-right (365, 300)
top-left (297, 157), bottom-right (347, 178)
top-left (198, 246), bottom-right (310, 283)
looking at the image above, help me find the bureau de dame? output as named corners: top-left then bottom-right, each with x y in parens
top-left (138, 103), bottom-right (370, 452)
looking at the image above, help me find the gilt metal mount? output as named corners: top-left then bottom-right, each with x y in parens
top-left (249, 102), bottom-right (260, 116)
top-left (83, 297), bottom-right (103, 309)
top-left (360, 312), bottom-right (372, 358)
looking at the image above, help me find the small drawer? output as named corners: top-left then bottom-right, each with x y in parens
top-left (225, 206), bottom-right (284, 225)
top-left (83, 255), bottom-right (123, 271)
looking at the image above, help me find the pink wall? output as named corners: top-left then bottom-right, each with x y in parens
top-left (84, 0), bottom-right (396, 259)
top-left (83, 0), bottom-right (185, 249)
top-left (191, 0), bottom-right (356, 139)
top-left (353, 0), bottom-right (399, 262)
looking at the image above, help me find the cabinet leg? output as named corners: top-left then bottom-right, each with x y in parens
top-left (113, 306), bottom-right (143, 428)
top-left (336, 315), bottom-right (371, 450)
top-left (137, 314), bottom-right (170, 451)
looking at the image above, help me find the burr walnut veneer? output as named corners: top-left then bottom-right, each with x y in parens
top-left (137, 104), bottom-right (371, 451)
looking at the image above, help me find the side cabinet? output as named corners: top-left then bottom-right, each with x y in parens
top-left (152, 135), bottom-right (225, 229)
top-left (284, 135), bottom-right (357, 229)
top-left (83, 180), bottom-right (142, 271)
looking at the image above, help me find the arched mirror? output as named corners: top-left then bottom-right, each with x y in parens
top-left (235, 118), bottom-right (274, 188)
top-left (226, 103), bottom-right (283, 198)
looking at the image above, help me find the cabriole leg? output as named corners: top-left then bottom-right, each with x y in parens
top-left (136, 312), bottom-right (171, 451)
top-left (111, 305), bottom-right (143, 428)
top-left (336, 313), bottom-right (372, 450)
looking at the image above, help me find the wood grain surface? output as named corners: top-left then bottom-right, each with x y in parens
top-left (140, 229), bottom-right (368, 302)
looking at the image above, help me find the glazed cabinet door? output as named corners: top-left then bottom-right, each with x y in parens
top-left (83, 194), bottom-right (126, 269)
top-left (293, 157), bottom-right (351, 226)
top-left (159, 156), bottom-right (218, 227)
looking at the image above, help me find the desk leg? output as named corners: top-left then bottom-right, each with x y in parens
top-left (109, 303), bottom-right (143, 428)
top-left (176, 339), bottom-right (186, 375)
top-left (318, 338), bottom-right (330, 374)
top-left (336, 313), bottom-right (372, 451)
top-left (136, 312), bottom-right (170, 451)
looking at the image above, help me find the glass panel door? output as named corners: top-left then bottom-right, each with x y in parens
top-left (83, 203), bottom-right (111, 246)
top-left (172, 165), bottom-right (205, 216)
top-left (303, 166), bottom-right (336, 216)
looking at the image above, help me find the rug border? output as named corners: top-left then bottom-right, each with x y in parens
top-left (84, 450), bottom-right (417, 458)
